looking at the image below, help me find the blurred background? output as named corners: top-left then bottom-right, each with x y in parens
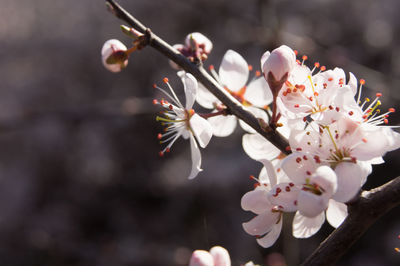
top-left (0, 0), bottom-right (400, 265)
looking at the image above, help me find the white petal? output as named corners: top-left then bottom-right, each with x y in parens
top-left (260, 51), bottom-right (270, 70)
top-left (311, 166), bottom-right (337, 196)
top-left (190, 113), bottom-right (213, 148)
top-left (188, 135), bottom-right (202, 179)
top-left (281, 153), bottom-right (317, 185)
top-left (256, 219), bottom-right (283, 248)
top-left (239, 106), bottom-right (269, 133)
top-left (292, 211), bottom-right (325, 238)
top-left (189, 250), bottom-right (214, 266)
top-left (260, 159), bottom-right (277, 187)
top-left (219, 50), bottom-right (249, 92)
top-left (242, 211), bottom-right (280, 236)
top-left (243, 77), bottom-right (273, 107)
top-left (348, 72), bottom-right (358, 96)
top-left (268, 183), bottom-right (300, 212)
top-left (210, 246), bottom-right (231, 266)
top-left (181, 73), bottom-right (198, 110)
top-left (297, 190), bottom-right (329, 218)
top-left (208, 114), bottom-right (237, 137)
top-left (241, 189), bottom-right (272, 214)
top-left (332, 162), bottom-right (369, 203)
top-left (196, 83), bottom-right (219, 109)
top-left (242, 133), bottom-right (281, 161)
top-left (326, 199), bottom-right (348, 228)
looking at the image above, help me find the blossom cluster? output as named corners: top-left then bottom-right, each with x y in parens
top-left (101, 31), bottom-right (400, 251)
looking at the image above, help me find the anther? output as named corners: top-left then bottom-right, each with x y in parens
top-left (376, 92), bottom-right (382, 97)
top-left (294, 50), bottom-right (298, 56)
top-left (157, 133), bottom-right (162, 140)
top-left (289, 182), bottom-right (295, 187)
top-left (294, 104), bottom-right (300, 108)
top-left (328, 77), bottom-right (333, 82)
top-left (349, 111), bottom-right (354, 116)
top-left (320, 66), bottom-right (326, 71)
top-left (314, 62), bottom-right (320, 68)
top-left (248, 65), bottom-right (253, 71)
top-left (303, 155), bottom-right (308, 160)
top-left (302, 55), bottom-right (308, 61)
top-left (389, 108), bottom-right (396, 113)
top-left (209, 65), bottom-right (214, 71)
top-left (296, 147), bottom-right (302, 151)
top-left (296, 157), bottom-right (302, 163)
top-left (153, 84), bottom-right (157, 89)
top-left (166, 148), bottom-right (170, 153)
top-left (255, 70), bottom-right (261, 77)
top-left (384, 119), bottom-right (389, 124)
top-left (153, 99), bottom-right (158, 105)
top-left (285, 186), bottom-right (291, 192)
top-left (360, 79), bottom-right (365, 85)
top-left (285, 146), bottom-right (291, 152)
top-left (159, 151), bottom-right (164, 157)
top-left (163, 77), bottom-right (169, 83)
top-left (362, 138), bottom-right (368, 143)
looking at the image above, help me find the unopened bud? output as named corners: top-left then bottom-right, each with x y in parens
top-left (101, 39), bottom-right (128, 73)
top-left (120, 25), bottom-right (144, 40)
top-left (262, 45), bottom-right (296, 82)
top-left (185, 32), bottom-right (213, 55)
top-left (189, 250), bottom-right (214, 266)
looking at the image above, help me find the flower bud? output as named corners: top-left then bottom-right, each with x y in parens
top-left (189, 250), bottom-right (214, 266)
top-left (185, 32), bottom-right (213, 55)
top-left (262, 45), bottom-right (296, 82)
top-left (101, 39), bottom-right (128, 73)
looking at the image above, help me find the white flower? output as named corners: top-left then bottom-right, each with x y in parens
top-left (189, 246), bottom-right (231, 266)
top-left (101, 39), bottom-right (129, 72)
top-left (196, 50), bottom-right (272, 136)
top-left (241, 160), bottom-right (298, 248)
top-left (154, 72), bottom-right (213, 179)
top-left (261, 45), bottom-right (296, 82)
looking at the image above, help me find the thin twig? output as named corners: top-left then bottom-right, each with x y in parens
top-left (105, 0), bottom-right (290, 154)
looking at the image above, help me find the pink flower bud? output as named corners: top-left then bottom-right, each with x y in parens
top-left (189, 250), bottom-right (214, 266)
top-left (185, 32), bottom-right (213, 55)
top-left (101, 39), bottom-right (128, 73)
top-left (262, 45), bottom-right (296, 81)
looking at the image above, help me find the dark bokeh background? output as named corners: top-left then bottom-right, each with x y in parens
top-left (1, 0), bottom-right (400, 265)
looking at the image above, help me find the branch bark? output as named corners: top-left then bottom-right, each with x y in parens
top-left (105, 0), bottom-right (290, 154)
top-left (104, 1), bottom-right (400, 265)
top-left (301, 176), bottom-right (400, 266)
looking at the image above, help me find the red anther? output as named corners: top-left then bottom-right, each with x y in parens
top-left (294, 104), bottom-right (300, 108)
top-left (189, 109), bottom-right (195, 116)
top-left (302, 55), bottom-right (308, 61)
top-left (360, 79), bottom-right (365, 85)
top-left (314, 155), bottom-right (321, 163)
top-left (153, 83), bottom-right (157, 89)
top-left (253, 183), bottom-right (260, 189)
top-left (384, 119), bottom-right (389, 124)
top-left (296, 59), bottom-right (301, 65)
top-left (209, 65), bottom-right (215, 70)
top-left (362, 138), bottom-right (368, 143)
top-left (163, 77), bottom-right (169, 83)
top-left (349, 111), bottom-right (354, 116)
top-left (296, 157), bottom-right (302, 163)
top-left (287, 88), bottom-right (292, 93)
top-left (328, 77), bottom-right (333, 82)
top-left (289, 182), bottom-right (295, 187)
top-left (303, 117), bottom-right (307, 122)
top-left (294, 50), bottom-right (298, 56)
top-left (294, 200), bottom-right (298, 206)
top-left (159, 151), bottom-right (164, 157)
top-left (296, 147), bottom-right (302, 151)
top-left (283, 91), bottom-right (288, 96)
top-left (389, 108), bottom-right (396, 112)
top-left (277, 168), bottom-right (281, 172)
top-left (165, 148), bottom-right (170, 153)
top-left (398, 235), bottom-right (400, 239)
top-left (293, 88), bottom-right (298, 92)
top-left (249, 175), bottom-right (256, 180)
top-left (376, 92), bottom-right (382, 97)
top-left (314, 62), bottom-right (320, 68)
top-left (336, 107), bottom-right (340, 112)
top-left (169, 104), bottom-right (173, 110)
top-left (385, 114), bottom-right (389, 118)
top-left (157, 133), bottom-right (162, 139)
top-left (328, 105), bottom-right (333, 110)
top-left (285, 146), bottom-right (291, 151)
top-left (306, 171), bottom-right (311, 175)
top-left (153, 99), bottom-right (158, 105)
top-left (339, 78), bottom-right (344, 85)
top-left (248, 64), bottom-right (253, 71)
top-left (276, 187), bottom-right (282, 193)
top-left (320, 66), bottom-right (326, 71)
top-left (255, 70), bottom-right (261, 77)
top-left (278, 205), bottom-right (284, 209)
top-left (285, 186), bottom-right (291, 192)
top-left (314, 92), bottom-right (319, 96)
top-left (303, 155), bottom-right (308, 160)
top-left (335, 133), bottom-right (339, 139)
top-left (362, 114), bottom-right (368, 119)
top-left (323, 83), bottom-right (327, 89)
top-left (296, 84), bottom-right (306, 92)
top-left (160, 99), bottom-right (165, 105)
top-left (351, 157), bottom-right (357, 163)
top-left (309, 96), bottom-right (313, 101)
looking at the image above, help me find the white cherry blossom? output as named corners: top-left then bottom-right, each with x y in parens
top-left (154, 72), bottom-right (212, 179)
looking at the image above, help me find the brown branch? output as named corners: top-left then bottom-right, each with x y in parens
top-left (105, 0), bottom-right (290, 154)
top-left (301, 176), bottom-right (400, 266)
